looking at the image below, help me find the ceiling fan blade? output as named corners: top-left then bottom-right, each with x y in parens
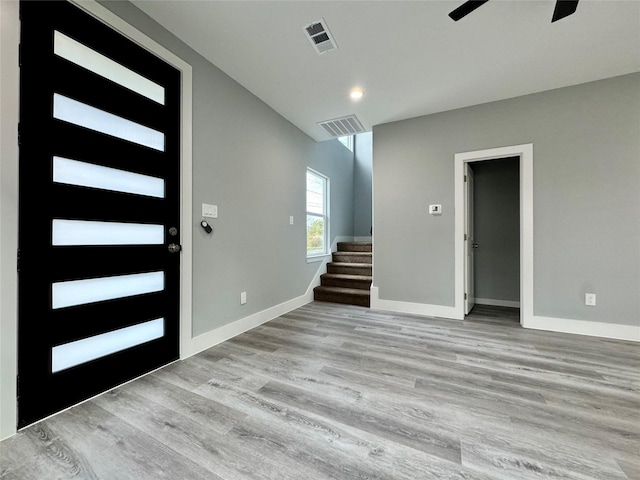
top-left (552, 0), bottom-right (579, 22)
top-left (449, 0), bottom-right (490, 21)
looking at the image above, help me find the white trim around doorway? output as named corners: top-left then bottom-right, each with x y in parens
top-left (0, 0), bottom-right (193, 440)
top-left (454, 144), bottom-right (534, 327)
top-left (0, 0), bottom-right (21, 442)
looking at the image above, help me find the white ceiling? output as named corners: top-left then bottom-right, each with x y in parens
top-left (131, 0), bottom-right (640, 141)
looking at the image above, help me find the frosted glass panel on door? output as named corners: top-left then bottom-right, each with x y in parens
top-left (53, 94), bottom-right (165, 151)
top-left (53, 157), bottom-right (165, 198)
top-left (54, 31), bottom-right (165, 104)
top-left (52, 219), bottom-right (164, 246)
top-left (52, 318), bottom-right (164, 373)
top-left (52, 271), bottom-right (164, 309)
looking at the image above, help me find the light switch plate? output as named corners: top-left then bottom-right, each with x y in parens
top-left (202, 203), bottom-right (218, 218)
top-left (289, 216), bottom-right (294, 225)
top-left (240, 291), bottom-right (247, 305)
top-left (585, 293), bottom-right (596, 306)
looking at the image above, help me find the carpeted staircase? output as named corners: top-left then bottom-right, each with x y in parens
top-left (313, 241), bottom-right (372, 307)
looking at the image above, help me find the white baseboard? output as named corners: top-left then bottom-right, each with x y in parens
top-left (475, 298), bottom-right (520, 308)
top-left (184, 294), bottom-right (312, 358)
top-left (528, 315), bottom-right (640, 342)
top-left (370, 286), bottom-right (463, 320)
top-left (354, 236), bottom-right (372, 242)
top-left (370, 289), bottom-right (638, 342)
top-left (183, 235), bottom-right (354, 358)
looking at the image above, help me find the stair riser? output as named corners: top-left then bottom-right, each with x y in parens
top-left (327, 264), bottom-right (372, 276)
top-left (332, 253), bottom-right (372, 263)
top-left (321, 276), bottom-right (371, 290)
top-left (314, 291), bottom-right (370, 308)
top-left (337, 242), bottom-right (372, 253)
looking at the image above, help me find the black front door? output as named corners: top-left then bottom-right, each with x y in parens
top-left (18, 0), bottom-right (181, 428)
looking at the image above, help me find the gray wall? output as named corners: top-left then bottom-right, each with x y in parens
top-left (373, 73), bottom-right (640, 325)
top-left (91, 2), bottom-right (355, 335)
top-left (353, 132), bottom-right (373, 237)
top-left (472, 159), bottom-right (520, 303)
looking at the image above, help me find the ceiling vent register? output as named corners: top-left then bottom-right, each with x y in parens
top-left (303, 19), bottom-right (337, 55)
top-left (318, 115), bottom-right (365, 137)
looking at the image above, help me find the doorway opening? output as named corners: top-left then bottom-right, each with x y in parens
top-left (466, 158), bottom-right (520, 323)
top-left (454, 144), bottom-right (533, 327)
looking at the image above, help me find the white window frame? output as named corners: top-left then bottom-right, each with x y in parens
top-left (306, 168), bottom-right (330, 260)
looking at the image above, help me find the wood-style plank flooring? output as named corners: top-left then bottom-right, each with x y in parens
top-left (2, 302), bottom-right (639, 479)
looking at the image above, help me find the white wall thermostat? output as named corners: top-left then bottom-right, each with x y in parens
top-left (429, 204), bottom-right (442, 215)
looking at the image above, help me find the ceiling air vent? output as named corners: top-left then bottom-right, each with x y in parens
top-left (318, 115), bottom-right (365, 137)
top-left (303, 19), bottom-right (337, 55)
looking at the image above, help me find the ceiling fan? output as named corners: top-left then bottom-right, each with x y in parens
top-left (449, 0), bottom-right (579, 23)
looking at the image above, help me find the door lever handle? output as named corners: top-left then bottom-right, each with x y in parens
top-left (472, 243), bottom-right (479, 249)
top-left (168, 243), bottom-right (182, 253)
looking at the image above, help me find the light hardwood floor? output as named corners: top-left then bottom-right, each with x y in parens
top-left (1, 302), bottom-right (639, 479)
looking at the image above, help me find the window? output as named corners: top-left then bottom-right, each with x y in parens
top-left (338, 135), bottom-right (354, 152)
top-left (306, 169), bottom-right (329, 257)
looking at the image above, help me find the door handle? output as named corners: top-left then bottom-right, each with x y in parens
top-left (168, 243), bottom-right (182, 253)
top-left (472, 243), bottom-right (479, 249)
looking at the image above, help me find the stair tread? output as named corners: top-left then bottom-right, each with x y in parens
top-left (321, 273), bottom-right (372, 281)
top-left (334, 251), bottom-right (371, 255)
top-left (328, 262), bottom-right (373, 267)
top-left (332, 254), bottom-right (372, 263)
top-left (314, 286), bottom-right (371, 296)
top-left (337, 242), bottom-right (372, 253)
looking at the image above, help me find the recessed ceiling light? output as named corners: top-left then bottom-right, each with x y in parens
top-left (350, 88), bottom-right (364, 100)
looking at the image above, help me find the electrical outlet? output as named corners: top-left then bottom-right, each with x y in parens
top-left (585, 293), bottom-right (596, 306)
top-left (240, 291), bottom-right (247, 305)
top-left (289, 216), bottom-right (294, 225)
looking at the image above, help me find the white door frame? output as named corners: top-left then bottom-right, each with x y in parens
top-left (464, 163), bottom-right (475, 315)
top-left (454, 144), bottom-right (533, 326)
top-left (0, 0), bottom-right (193, 439)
